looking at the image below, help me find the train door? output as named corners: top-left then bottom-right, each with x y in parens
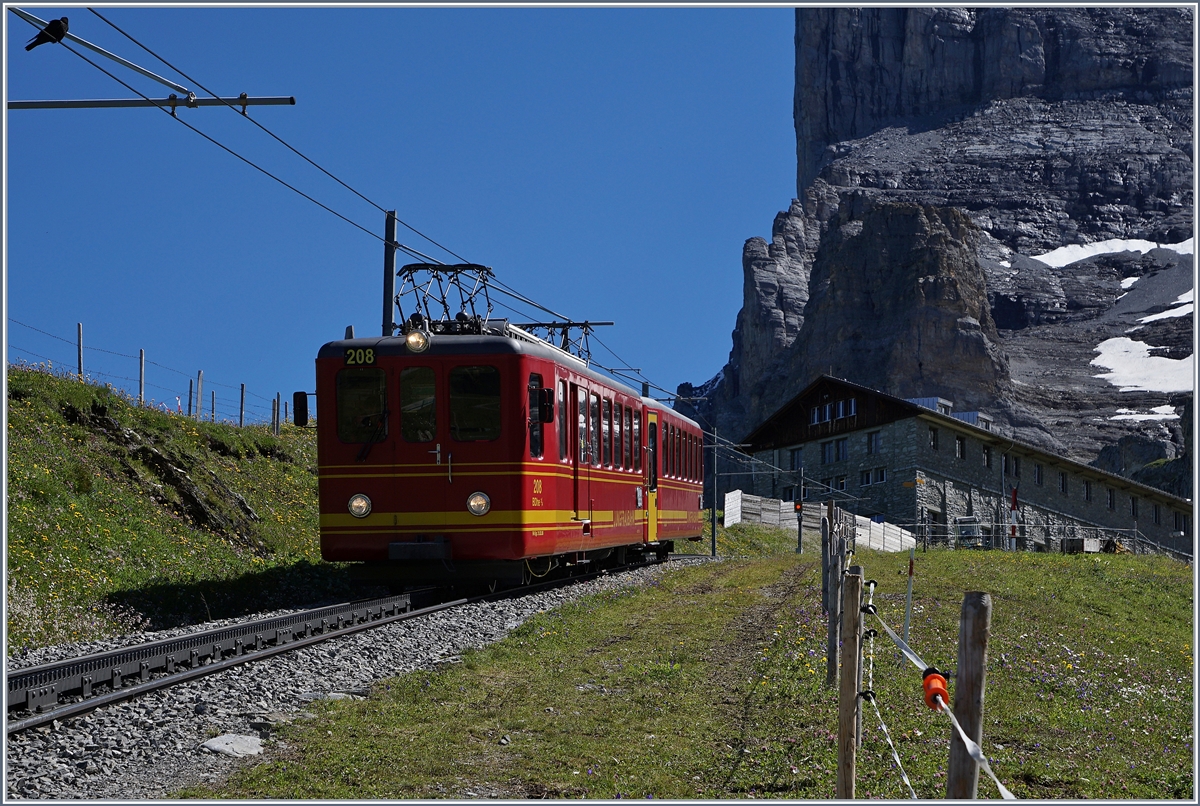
top-left (645, 413), bottom-right (659, 543)
top-left (443, 362), bottom-right (504, 520)
top-left (571, 383), bottom-right (591, 532)
top-left (396, 363), bottom-right (446, 532)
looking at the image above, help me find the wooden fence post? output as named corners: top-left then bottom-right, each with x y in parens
top-left (187, 379), bottom-right (193, 417)
top-left (946, 591), bottom-right (992, 798)
top-left (138, 349), bottom-right (145, 405)
top-left (239, 384), bottom-right (245, 428)
top-left (826, 514), bottom-right (843, 689)
top-left (837, 566), bottom-right (864, 799)
top-left (76, 322), bottom-right (84, 378)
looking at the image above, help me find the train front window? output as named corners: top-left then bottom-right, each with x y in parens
top-left (400, 367), bottom-right (437, 443)
top-left (337, 368), bottom-right (388, 443)
top-left (449, 366), bottom-right (501, 441)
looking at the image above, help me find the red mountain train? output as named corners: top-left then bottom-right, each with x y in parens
top-left (302, 319), bottom-right (704, 587)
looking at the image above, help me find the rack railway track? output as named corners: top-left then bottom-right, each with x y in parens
top-left (7, 556), bottom-right (687, 734)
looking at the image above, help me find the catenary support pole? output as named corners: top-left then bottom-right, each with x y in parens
top-left (946, 591), bottom-right (993, 798)
top-left (711, 427), bottom-right (718, 558)
top-left (239, 384), bottom-right (245, 427)
top-left (138, 349), bottom-right (145, 405)
top-left (383, 210), bottom-right (398, 337)
top-left (196, 371), bottom-right (204, 420)
top-left (837, 566), bottom-right (864, 799)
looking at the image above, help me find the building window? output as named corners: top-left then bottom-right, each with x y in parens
top-left (1013, 457), bottom-right (1021, 478)
top-left (955, 436), bottom-right (965, 459)
top-left (1083, 479), bottom-right (1092, 502)
top-left (810, 407), bottom-right (820, 425)
top-left (789, 448), bottom-right (803, 471)
top-left (929, 427), bottom-right (939, 450)
top-left (1058, 471), bottom-right (1068, 494)
top-left (860, 470), bottom-right (872, 486)
top-left (982, 445), bottom-right (992, 468)
top-left (1130, 496), bottom-right (1138, 518)
top-left (1176, 511), bottom-right (1188, 533)
top-left (821, 441), bottom-right (834, 464)
top-left (823, 403), bottom-right (833, 422)
top-left (835, 438), bottom-right (848, 461)
top-left (835, 400), bottom-right (845, 419)
top-left (848, 398), bottom-right (857, 416)
top-left (782, 485), bottom-right (795, 502)
top-left (1107, 488), bottom-right (1115, 510)
top-left (873, 467), bottom-right (887, 484)
top-left (1034, 464), bottom-right (1044, 486)
top-left (836, 476), bottom-right (847, 492)
top-left (801, 482), bottom-right (809, 500)
top-left (866, 431), bottom-right (881, 454)
top-left (1153, 503), bottom-right (1161, 525)
top-left (820, 478), bottom-right (832, 496)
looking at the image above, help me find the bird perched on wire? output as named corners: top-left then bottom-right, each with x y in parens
top-left (25, 17), bottom-right (69, 51)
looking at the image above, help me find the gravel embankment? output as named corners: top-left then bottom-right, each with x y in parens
top-left (6, 561), bottom-right (705, 800)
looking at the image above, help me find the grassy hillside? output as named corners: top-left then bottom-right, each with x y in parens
top-left (5, 365), bottom-right (360, 653)
top-left (191, 547), bottom-right (1192, 800)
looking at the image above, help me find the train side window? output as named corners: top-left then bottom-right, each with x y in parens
top-left (449, 366), bottom-right (501, 441)
top-left (337, 368), bottom-right (388, 443)
top-left (602, 398), bottom-right (613, 467)
top-left (676, 427), bottom-right (682, 479)
top-left (628, 405), bottom-right (638, 470)
top-left (399, 367), bottom-right (436, 443)
top-left (633, 411), bottom-right (642, 472)
top-left (577, 387), bottom-right (588, 464)
top-left (648, 421), bottom-right (658, 491)
top-left (558, 381), bottom-right (567, 461)
top-left (527, 374), bottom-right (544, 459)
top-left (613, 401), bottom-right (624, 469)
top-left (590, 393), bottom-right (601, 466)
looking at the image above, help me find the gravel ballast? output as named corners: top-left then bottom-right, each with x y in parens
top-left (5, 561), bottom-right (699, 799)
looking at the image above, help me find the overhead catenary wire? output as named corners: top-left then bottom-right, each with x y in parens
top-left (18, 12), bottom-right (701, 420)
top-left (86, 7), bottom-right (473, 267)
top-left (26, 23), bottom-right (433, 265)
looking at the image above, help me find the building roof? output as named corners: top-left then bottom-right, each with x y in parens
top-left (742, 374), bottom-right (1191, 509)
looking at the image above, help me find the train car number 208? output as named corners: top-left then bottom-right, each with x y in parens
top-left (344, 348), bottom-right (376, 365)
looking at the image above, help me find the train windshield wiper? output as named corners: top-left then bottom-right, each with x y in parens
top-left (356, 409), bottom-right (389, 462)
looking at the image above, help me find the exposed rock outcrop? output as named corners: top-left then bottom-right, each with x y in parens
top-left (679, 7), bottom-right (1193, 500)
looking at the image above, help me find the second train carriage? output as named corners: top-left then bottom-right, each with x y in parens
top-left (306, 317), bottom-right (704, 586)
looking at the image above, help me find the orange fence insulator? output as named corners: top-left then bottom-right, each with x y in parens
top-left (922, 667), bottom-right (948, 711)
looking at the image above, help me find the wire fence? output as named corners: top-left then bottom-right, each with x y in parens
top-left (7, 318), bottom-right (284, 427)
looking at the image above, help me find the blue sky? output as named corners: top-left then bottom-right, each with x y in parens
top-left (4, 6), bottom-right (797, 423)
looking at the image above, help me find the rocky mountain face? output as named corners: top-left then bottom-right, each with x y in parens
top-left (677, 7), bottom-right (1193, 500)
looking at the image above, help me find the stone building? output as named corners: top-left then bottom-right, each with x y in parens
top-left (740, 375), bottom-right (1192, 556)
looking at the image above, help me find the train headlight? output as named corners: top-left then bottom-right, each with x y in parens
top-left (348, 493), bottom-right (372, 518)
top-left (466, 491), bottom-right (491, 516)
top-left (405, 329), bottom-right (430, 353)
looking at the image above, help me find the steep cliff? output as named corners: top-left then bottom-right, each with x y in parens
top-left (679, 6), bottom-right (1193, 498)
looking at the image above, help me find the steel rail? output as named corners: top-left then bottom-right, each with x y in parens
top-left (5, 593), bottom-right (427, 734)
top-left (5, 556), bottom-right (683, 734)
